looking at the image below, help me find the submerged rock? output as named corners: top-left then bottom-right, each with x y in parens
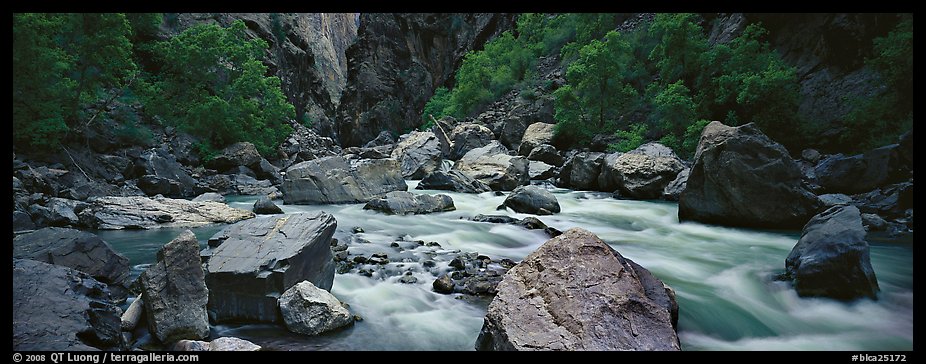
top-left (476, 228), bottom-right (680, 351)
top-left (206, 213), bottom-right (337, 323)
top-left (13, 259), bottom-right (124, 351)
top-left (417, 170), bottom-right (492, 193)
top-left (13, 227), bottom-right (130, 290)
top-left (139, 230), bottom-right (210, 343)
top-left (503, 185), bottom-right (560, 215)
top-left (784, 205), bottom-right (879, 300)
top-left (679, 122), bottom-right (821, 229)
top-left (78, 196), bottom-right (254, 230)
top-left (279, 281), bottom-right (353, 336)
top-left (363, 191), bottom-right (455, 215)
top-left (281, 156), bottom-right (407, 204)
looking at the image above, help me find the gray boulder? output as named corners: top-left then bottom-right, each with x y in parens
top-left (517, 122), bottom-right (555, 156)
top-left (417, 170), bottom-right (492, 193)
top-left (391, 131), bottom-right (443, 179)
top-left (558, 152), bottom-right (605, 191)
top-left (363, 191), bottom-right (455, 215)
top-left (13, 259), bottom-right (124, 351)
top-left (13, 210), bottom-right (35, 233)
top-left (453, 141), bottom-right (529, 191)
top-left (253, 196), bottom-right (284, 214)
top-left (78, 196), bottom-right (254, 230)
top-left (450, 123), bottom-right (495, 160)
top-left (140, 230), bottom-right (210, 343)
top-left (661, 168), bottom-right (689, 201)
top-left (475, 228), bottom-right (680, 351)
top-left (528, 161), bottom-right (556, 180)
top-left (137, 175), bottom-right (183, 197)
top-left (679, 122), bottom-right (821, 229)
top-left (123, 148), bottom-right (198, 198)
top-left (32, 197), bottom-right (84, 227)
top-left (784, 205), bottom-right (880, 300)
top-left (279, 281), bottom-right (353, 336)
top-left (192, 192), bottom-right (225, 203)
top-left (503, 186), bottom-right (560, 215)
top-left (205, 213), bottom-right (337, 323)
top-left (599, 143), bottom-right (686, 199)
top-left (814, 144), bottom-right (904, 195)
top-left (174, 337), bottom-right (262, 351)
top-left (13, 227), bottom-right (130, 289)
top-left (281, 156), bottom-right (407, 204)
top-left (206, 142), bottom-right (263, 172)
top-left (527, 144), bottom-right (564, 167)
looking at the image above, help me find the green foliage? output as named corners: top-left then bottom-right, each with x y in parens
top-left (449, 32), bottom-right (535, 117)
top-left (421, 87), bottom-right (452, 129)
top-left (648, 13), bottom-right (708, 87)
top-left (652, 80), bottom-right (696, 139)
top-left (842, 16), bottom-right (913, 151)
top-left (609, 123), bottom-right (648, 152)
top-left (560, 14), bottom-right (624, 60)
top-left (270, 13), bottom-right (286, 44)
top-left (681, 119), bottom-right (711, 157)
top-left (140, 20), bottom-right (294, 157)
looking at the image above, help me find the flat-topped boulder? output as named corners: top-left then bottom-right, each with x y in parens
top-left (363, 191), bottom-right (455, 215)
top-left (78, 196), bottom-right (254, 230)
top-left (205, 213), bottom-right (337, 323)
top-left (281, 156), bottom-right (407, 204)
top-left (13, 227), bottom-right (130, 290)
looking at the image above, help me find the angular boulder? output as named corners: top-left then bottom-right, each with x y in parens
top-left (450, 123), bottom-right (495, 160)
top-left (784, 205), bottom-right (880, 300)
top-left (123, 148), bottom-right (198, 198)
top-left (598, 143), bottom-right (686, 199)
top-left (281, 156), bottom-right (407, 204)
top-left (206, 142), bottom-right (263, 172)
top-left (78, 196), bottom-right (254, 230)
top-left (140, 230), bottom-right (210, 343)
top-left (453, 141), bottom-right (529, 191)
top-left (503, 185), bottom-right (560, 215)
top-left (661, 168), bottom-right (689, 201)
top-left (814, 144), bottom-right (904, 195)
top-left (253, 196), bottom-right (284, 214)
top-left (518, 122), bottom-right (555, 156)
top-left (527, 144), bottom-right (564, 167)
top-left (279, 281), bottom-right (353, 336)
top-left (13, 259), bottom-right (124, 351)
top-left (205, 213), bottom-right (337, 323)
top-left (417, 170), bottom-right (492, 193)
top-left (558, 152), bottom-right (604, 191)
top-left (13, 227), bottom-right (130, 289)
top-left (363, 191), bottom-right (455, 215)
top-left (528, 161), bottom-right (556, 180)
top-left (679, 122), bottom-right (821, 229)
top-left (475, 228), bottom-right (680, 351)
top-left (391, 131), bottom-right (443, 179)
top-left (174, 337), bottom-right (262, 351)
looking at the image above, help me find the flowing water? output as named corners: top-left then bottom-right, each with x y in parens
top-left (96, 182), bottom-right (913, 351)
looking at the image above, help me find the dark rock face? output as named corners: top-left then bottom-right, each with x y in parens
top-left (13, 227), bottom-right (130, 289)
top-left (281, 156), bottom-right (407, 204)
top-left (77, 196), bottom-right (254, 230)
top-left (13, 210), bottom-right (35, 233)
top-left (851, 181), bottom-right (912, 219)
top-left (661, 168), bottom-right (690, 201)
top-left (391, 131), bottom-right (443, 179)
top-left (205, 213), bottom-right (337, 323)
top-left (364, 130), bottom-right (396, 148)
top-left (679, 122), bottom-right (821, 229)
top-left (253, 196), bottom-right (284, 214)
top-left (139, 230), bottom-right (210, 343)
top-left (784, 205), bottom-right (879, 300)
top-left (363, 191), bottom-right (455, 215)
top-left (475, 228), bottom-right (680, 351)
top-left (598, 143), bottom-right (686, 199)
top-left (450, 123), bottom-right (495, 160)
top-left (279, 281), bottom-right (353, 336)
top-left (336, 13), bottom-right (516, 146)
top-left (527, 144), bottom-right (564, 167)
top-left (558, 152), bottom-right (605, 191)
top-left (503, 185), bottom-right (561, 215)
top-left (206, 142), bottom-right (263, 172)
top-left (123, 148), bottom-right (198, 198)
top-left (814, 144), bottom-right (906, 194)
top-left (470, 215), bottom-right (562, 239)
top-left (453, 141), bottom-right (529, 191)
top-left (417, 170), bottom-right (492, 193)
top-left (13, 259), bottom-right (124, 351)
top-left (278, 120), bottom-right (342, 168)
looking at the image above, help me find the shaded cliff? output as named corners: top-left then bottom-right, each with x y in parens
top-left (335, 13), bottom-right (517, 147)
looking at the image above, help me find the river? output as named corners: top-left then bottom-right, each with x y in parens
top-left (96, 181), bottom-right (913, 351)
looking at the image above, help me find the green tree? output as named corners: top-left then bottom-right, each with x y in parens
top-left (141, 20), bottom-right (294, 157)
top-left (648, 13), bottom-right (708, 88)
top-left (652, 80), bottom-right (696, 140)
top-left (420, 87), bottom-right (452, 129)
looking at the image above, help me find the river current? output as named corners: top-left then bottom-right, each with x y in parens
top-left (96, 181), bottom-right (913, 351)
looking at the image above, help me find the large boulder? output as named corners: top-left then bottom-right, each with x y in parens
top-left (253, 196), bottom-right (284, 214)
top-left (678, 122), bottom-right (821, 229)
top-left (123, 148), bottom-right (198, 198)
top-left (814, 144), bottom-right (906, 194)
top-left (503, 186), bottom-right (560, 215)
top-left (281, 156), bottom-right (407, 204)
top-left (417, 170), bottom-right (492, 193)
top-left (279, 281), bottom-right (354, 336)
top-left (13, 227), bottom-right (130, 289)
top-left (452, 141), bottom-right (529, 191)
top-left (13, 259), bottom-right (124, 351)
top-left (450, 123), bottom-right (495, 160)
top-left (139, 230), bottom-right (210, 343)
top-left (518, 122), bottom-right (555, 156)
top-left (558, 152), bottom-right (605, 191)
top-left (78, 196), bottom-right (254, 230)
top-left (475, 228), bottom-right (680, 351)
top-left (391, 131), bottom-right (443, 179)
top-left (527, 144), bottom-right (564, 167)
top-left (528, 161), bottom-right (556, 180)
top-left (206, 142), bottom-right (263, 172)
top-left (598, 143), bottom-right (686, 199)
top-left (174, 337), bottom-right (262, 351)
top-left (784, 205), bottom-right (880, 300)
top-left (205, 213), bottom-right (337, 323)
top-left (363, 191), bottom-right (455, 215)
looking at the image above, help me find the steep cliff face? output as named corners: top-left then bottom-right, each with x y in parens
top-left (164, 13), bottom-right (359, 139)
top-left (335, 13), bottom-right (517, 147)
top-left (705, 13), bottom-right (902, 150)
